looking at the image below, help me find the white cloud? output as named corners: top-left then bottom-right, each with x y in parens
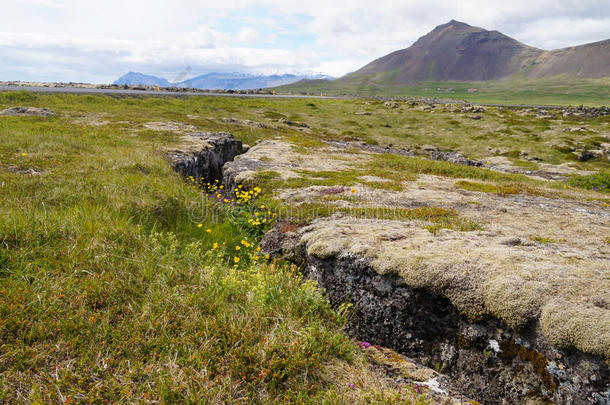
top-left (514, 17), bottom-right (610, 49)
top-left (0, 0), bottom-right (608, 82)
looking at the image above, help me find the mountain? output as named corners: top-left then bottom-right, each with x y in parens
top-left (175, 72), bottom-right (331, 90)
top-left (113, 71), bottom-right (171, 87)
top-left (341, 20), bottom-right (610, 85)
top-left (526, 39), bottom-right (610, 79)
top-left (113, 71), bottom-right (331, 90)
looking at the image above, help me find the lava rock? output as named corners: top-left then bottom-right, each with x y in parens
top-left (0, 107), bottom-right (55, 116)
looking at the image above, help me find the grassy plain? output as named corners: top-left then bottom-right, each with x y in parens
top-left (0, 91), bottom-right (437, 403)
top-left (275, 77), bottom-right (610, 107)
top-left (0, 90), bottom-right (608, 402)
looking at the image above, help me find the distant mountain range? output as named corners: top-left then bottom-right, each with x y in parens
top-left (113, 71), bottom-right (332, 90)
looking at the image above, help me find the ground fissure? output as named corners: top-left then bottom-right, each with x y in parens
top-left (180, 130), bottom-right (610, 404)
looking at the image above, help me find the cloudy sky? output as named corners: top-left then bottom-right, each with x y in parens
top-left (1, 0), bottom-right (609, 83)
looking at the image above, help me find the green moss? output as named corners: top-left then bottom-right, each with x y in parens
top-left (540, 301), bottom-right (610, 360)
top-left (365, 154), bottom-right (538, 184)
top-left (510, 159), bottom-right (540, 170)
top-left (455, 180), bottom-right (545, 197)
top-left (529, 235), bottom-right (557, 244)
top-left (0, 99), bottom-right (379, 403)
top-left (276, 202), bottom-right (480, 233)
top-left (262, 110), bottom-right (286, 120)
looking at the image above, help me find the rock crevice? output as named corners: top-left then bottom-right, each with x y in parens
top-left (166, 132), bottom-right (244, 182)
top-left (260, 222), bottom-right (610, 404)
top-left (170, 131), bottom-right (609, 404)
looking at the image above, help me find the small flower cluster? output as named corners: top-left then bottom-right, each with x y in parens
top-left (188, 175), bottom-right (277, 261)
top-left (203, 227), bottom-right (271, 267)
top-left (235, 185), bottom-right (262, 204)
top-left (592, 185), bottom-right (606, 191)
top-left (247, 204), bottom-right (276, 227)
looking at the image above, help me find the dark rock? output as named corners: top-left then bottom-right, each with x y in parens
top-left (166, 132), bottom-right (242, 183)
top-left (578, 150), bottom-right (596, 162)
top-left (501, 237), bottom-right (522, 246)
top-left (278, 118), bottom-right (309, 128)
top-left (425, 148), bottom-right (484, 167)
top-left (222, 156), bottom-right (270, 194)
top-left (260, 225), bottom-right (610, 404)
top-left (324, 140), bottom-right (414, 157)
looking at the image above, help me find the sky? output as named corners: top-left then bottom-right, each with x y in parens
top-left (1, 0), bottom-right (609, 83)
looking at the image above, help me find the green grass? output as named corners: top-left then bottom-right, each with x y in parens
top-left (275, 77), bottom-right (610, 107)
top-left (249, 153), bottom-right (554, 197)
top-left (1, 88), bottom-right (608, 402)
top-left (454, 180), bottom-right (546, 197)
top-left (274, 203), bottom-right (480, 232)
top-left (3, 89), bottom-right (609, 172)
top-left (566, 170), bottom-right (610, 193)
top-left (0, 94), bottom-right (437, 403)
top-left (529, 235), bottom-right (558, 244)
top-left (365, 153), bottom-right (537, 183)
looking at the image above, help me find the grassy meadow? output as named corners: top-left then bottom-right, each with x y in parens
top-left (275, 77), bottom-right (610, 107)
top-left (0, 91), bottom-right (438, 403)
top-left (0, 90), bottom-right (608, 403)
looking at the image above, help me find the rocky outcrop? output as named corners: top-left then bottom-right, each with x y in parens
top-left (166, 132), bottom-right (244, 182)
top-left (562, 105), bottom-right (610, 118)
top-left (419, 146), bottom-right (484, 167)
top-left (261, 222), bottom-right (610, 404)
top-left (172, 132), bottom-right (609, 404)
top-left (0, 107), bottom-right (55, 116)
top-left (222, 156), bottom-right (270, 195)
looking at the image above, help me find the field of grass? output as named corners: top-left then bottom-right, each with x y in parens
top-left (0, 90), bottom-right (608, 402)
top-left (275, 77), bottom-right (610, 107)
top-left (0, 91), bottom-right (438, 403)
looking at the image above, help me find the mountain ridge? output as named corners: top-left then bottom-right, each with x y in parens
top-left (114, 71), bottom-right (332, 90)
top-left (341, 20), bottom-right (609, 84)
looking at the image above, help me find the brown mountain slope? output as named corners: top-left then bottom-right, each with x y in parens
top-left (529, 39), bottom-right (610, 78)
top-left (343, 20), bottom-right (609, 84)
